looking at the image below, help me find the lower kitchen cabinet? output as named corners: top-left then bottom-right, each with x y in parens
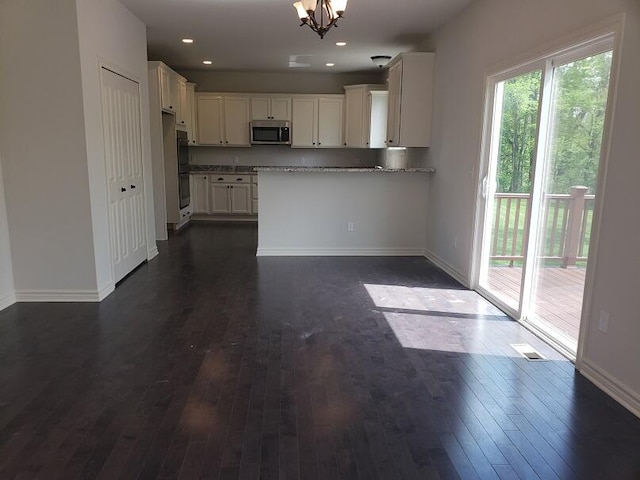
top-left (190, 174), bottom-right (210, 213)
top-left (208, 174), bottom-right (253, 215)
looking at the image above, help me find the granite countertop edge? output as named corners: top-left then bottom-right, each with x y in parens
top-left (188, 165), bottom-right (435, 174)
top-left (253, 166), bottom-right (436, 173)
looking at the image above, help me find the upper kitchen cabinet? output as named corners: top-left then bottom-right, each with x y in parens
top-left (251, 96), bottom-right (292, 121)
top-left (186, 83), bottom-right (197, 145)
top-left (197, 94), bottom-right (251, 146)
top-left (386, 52), bottom-right (435, 148)
top-left (291, 96), bottom-right (344, 148)
top-left (157, 62), bottom-right (180, 113)
top-left (344, 84), bottom-right (387, 148)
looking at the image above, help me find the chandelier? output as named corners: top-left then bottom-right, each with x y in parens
top-left (293, 0), bottom-right (348, 39)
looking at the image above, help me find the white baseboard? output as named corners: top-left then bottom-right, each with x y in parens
top-left (0, 291), bottom-right (16, 311)
top-left (580, 358), bottom-right (640, 419)
top-left (423, 248), bottom-right (469, 287)
top-left (256, 247), bottom-right (426, 257)
top-left (15, 289), bottom-right (107, 302)
top-left (147, 245), bottom-right (159, 261)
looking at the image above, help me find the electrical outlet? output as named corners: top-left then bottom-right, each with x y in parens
top-left (598, 310), bottom-right (609, 333)
top-left (347, 222), bottom-right (355, 232)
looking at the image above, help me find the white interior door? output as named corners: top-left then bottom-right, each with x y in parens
top-left (101, 67), bottom-right (147, 283)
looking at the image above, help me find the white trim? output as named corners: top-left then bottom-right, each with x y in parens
top-left (256, 247), bottom-right (425, 257)
top-left (423, 249), bottom-right (469, 288)
top-left (15, 290), bottom-right (108, 302)
top-left (147, 245), bottom-right (159, 261)
top-left (0, 291), bottom-right (16, 311)
top-left (580, 359), bottom-right (640, 419)
top-left (97, 283), bottom-right (115, 301)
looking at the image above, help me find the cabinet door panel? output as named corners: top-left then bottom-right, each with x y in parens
top-left (197, 96), bottom-right (224, 145)
top-left (191, 174), bottom-right (209, 214)
top-left (224, 97), bottom-right (250, 146)
top-left (386, 62), bottom-right (402, 146)
top-left (250, 97), bottom-right (270, 120)
top-left (209, 183), bottom-right (231, 213)
top-left (177, 79), bottom-right (188, 128)
top-left (270, 97), bottom-right (292, 121)
top-left (344, 88), bottom-right (364, 147)
top-left (292, 98), bottom-right (317, 147)
top-left (317, 97), bottom-right (344, 147)
top-left (230, 184), bottom-right (251, 214)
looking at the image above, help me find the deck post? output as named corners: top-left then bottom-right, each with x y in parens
top-left (562, 186), bottom-right (588, 268)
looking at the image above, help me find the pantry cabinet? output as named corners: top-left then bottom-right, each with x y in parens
top-left (291, 95), bottom-right (344, 148)
top-left (386, 52), bottom-right (435, 148)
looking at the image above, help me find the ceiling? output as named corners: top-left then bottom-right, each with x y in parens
top-left (119, 0), bottom-right (476, 73)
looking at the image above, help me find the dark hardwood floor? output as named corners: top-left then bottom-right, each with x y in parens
top-left (0, 223), bottom-right (639, 479)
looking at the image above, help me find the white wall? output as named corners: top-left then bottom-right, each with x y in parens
top-left (177, 70), bottom-right (385, 94)
top-left (76, 0), bottom-right (158, 293)
top-left (0, 0), bottom-right (99, 296)
top-left (0, 161), bottom-right (15, 310)
top-left (426, 0), bottom-right (640, 413)
top-left (257, 172), bottom-right (430, 256)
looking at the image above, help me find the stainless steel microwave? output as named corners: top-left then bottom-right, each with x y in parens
top-left (250, 120), bottom-right (291, 145)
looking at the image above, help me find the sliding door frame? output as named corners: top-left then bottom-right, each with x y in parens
top-left (471, 20), bottom-right (624, 362)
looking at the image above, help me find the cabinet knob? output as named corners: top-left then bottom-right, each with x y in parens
top-left (204, 176), bottom-right (207, 179)
top-left (181, 121), bottom-right (185, 124)
top-left (169, 106), bottom-right (173, 109)
top-left (389, 140), bottom-right (394, 143)
top-left (230, 185), bottom-right (234, 189)
top-left (121, 187), bottom-right (127, 192)
top-left (131, 184), bottom-right (136, 189)
top-left (218, 177), bottom-right (224, 181)
top-left (225, 141), bottom-right (229, 144)
top-left (312, 142), bottom-right (316, 145)
top-left (318, 142), bottom-right (321, 145)
top-left (220, 141), bottom-right (223, 144)
top-left (236, 178), bottom-right (243, 181)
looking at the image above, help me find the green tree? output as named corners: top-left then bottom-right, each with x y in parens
top-left (497, 71), bottom-right (541, 193)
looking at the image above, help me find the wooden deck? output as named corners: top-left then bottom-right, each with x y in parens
top-left (487, 266), bottom-right (586, 341)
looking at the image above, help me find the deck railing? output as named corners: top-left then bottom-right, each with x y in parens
top-left (491, 186), bottom-right (595, 267)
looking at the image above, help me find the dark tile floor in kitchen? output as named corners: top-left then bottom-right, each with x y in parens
top-left (0, 223), bottom-right (639, 479)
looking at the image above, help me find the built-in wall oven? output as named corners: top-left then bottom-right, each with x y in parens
top-left (177, 130), bottom-right (190, 209)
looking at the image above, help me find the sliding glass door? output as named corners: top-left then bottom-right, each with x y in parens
top-left (475, 36), bottom-right (615, 356)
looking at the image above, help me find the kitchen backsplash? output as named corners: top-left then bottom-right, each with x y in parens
top-left (189, 146), bottom-right (430, 168)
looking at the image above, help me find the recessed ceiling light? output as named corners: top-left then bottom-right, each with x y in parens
top-left (182, 38), bottom-right (194, 44)
top-left (326, 63), bottom-right (335, 67)
top-left (202, 60), bottom-right (213, 65)
top-left (336, 42), bottom-right (347, 47)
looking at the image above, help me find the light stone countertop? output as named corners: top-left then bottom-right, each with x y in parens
top-left (253, 166), bottom-right (436, 173)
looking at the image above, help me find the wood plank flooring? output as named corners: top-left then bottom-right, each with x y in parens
top-left (0, 223), bottom-right (639, 479)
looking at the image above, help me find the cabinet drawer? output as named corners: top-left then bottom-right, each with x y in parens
top-left (209, 174), bottom-right (250, 183)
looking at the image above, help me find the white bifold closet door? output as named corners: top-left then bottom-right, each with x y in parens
top-left (101, 67), bottom-right (147, 283)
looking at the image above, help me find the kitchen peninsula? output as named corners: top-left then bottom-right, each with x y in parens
top-left (255, 166), bottom-right (435, 256)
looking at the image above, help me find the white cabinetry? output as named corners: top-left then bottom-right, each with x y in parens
top-left (208, 174), bottom-right (252, 214)
top-left (190, 174), bottom-right (210, 214)
top-left (386, 52), bottom-right (435, 148)
top-left (344, 84), bottom-right (387, 148)
top-left (158, 63), bottom-right (179, 113)
top-left (251, 96), bottom-right (291, 120)
top-left (197, 94), bottom-right (251, 146)
top-left (186, 83), bottom-right (197, 145)
top-left (291, 96), bottom-right (344, 148)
